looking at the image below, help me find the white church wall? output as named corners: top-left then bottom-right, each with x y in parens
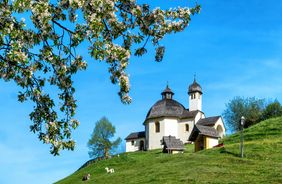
top-left (126, 138), bottom-right (145, 152)
top-left (145, 124), bottom-right (149, 150)
top-left (163, 118), bottom-right (178, 137)
top-left (178, 119), bottom-right (194, 144)
top-left (195, 111), bottom-right (205, 124)
top-left (147, 118), bottom-right (165, 150)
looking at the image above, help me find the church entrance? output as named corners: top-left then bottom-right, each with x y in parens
top-left (139, 140), bottom-right (145, 151)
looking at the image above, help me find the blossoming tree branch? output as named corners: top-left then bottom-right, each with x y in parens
top-left (0, 0), bottom-right (200, 155)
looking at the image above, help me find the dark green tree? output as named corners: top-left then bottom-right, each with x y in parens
top-left (87, 117), bottom-right (121, 159)
top-left (223, 97), bottom-right (265, 132)
top-left (0, 0), bottom-right (200, 155)
top-left (261, 100), bottom-right (282, 121)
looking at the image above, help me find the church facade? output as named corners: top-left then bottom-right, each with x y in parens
top-left (125, 79), bottom-right (225, 152)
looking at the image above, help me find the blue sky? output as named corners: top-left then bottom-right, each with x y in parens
top-left (0, 0), bottom-right (282, 183)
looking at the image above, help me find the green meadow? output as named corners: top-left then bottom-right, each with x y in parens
top-left (56, 117), bottom-right (282, 184)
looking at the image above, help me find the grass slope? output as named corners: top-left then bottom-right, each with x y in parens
top-left (56, 117), bottom-right (282, 184)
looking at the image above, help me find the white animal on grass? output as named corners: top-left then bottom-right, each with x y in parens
top-left (105, 167), bottom-right (115, 173)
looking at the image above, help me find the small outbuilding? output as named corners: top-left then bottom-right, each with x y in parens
top-left (189, 124), bottom-right (220, 152)
top-left (125, 131), bottom-right (145, 152)
top-left (161, 136), bottom-right (185, 154)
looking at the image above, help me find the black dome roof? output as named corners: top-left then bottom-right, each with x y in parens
top-left (188, 79), bottom-right (202, 94)
top-left (145, 99), bottom-right (185, 120)
top-left (144, 84), bottom-right (200, 122)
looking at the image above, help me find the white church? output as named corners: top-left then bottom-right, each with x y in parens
top-left (125, 79), bottom-right (226, 153)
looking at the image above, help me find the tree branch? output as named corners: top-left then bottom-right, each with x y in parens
top-left (52, 19), bottom-right (75, 34)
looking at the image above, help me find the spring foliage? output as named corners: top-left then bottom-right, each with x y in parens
top-left (0, 0), bottom-right (200, 155)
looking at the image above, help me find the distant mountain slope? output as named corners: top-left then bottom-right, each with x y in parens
top-left (56, 117), bottom-right (282, 184)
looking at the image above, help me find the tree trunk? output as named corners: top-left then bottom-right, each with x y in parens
top-left (104, 147), bottom-right (109, 159)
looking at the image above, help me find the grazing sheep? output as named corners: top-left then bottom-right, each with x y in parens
top-left (105, 167), bottom-right (109, 173)
top-left (105, 167), bottom-right (115, 173)
top-left (82, 173), bottom-right (91, 181)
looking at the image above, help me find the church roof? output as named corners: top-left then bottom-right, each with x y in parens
top-left (188, 124), bottom-right (220, 141)
top-left (162, 136), bottom-right (184, 151)
top-left (144, 99), bottom-right (200, 122)
top-left (125, 131), bottom-right (145, 140)
top-left (181, 110), bottom-right (200, 119)
top-left (188, 79), bottom-right (202, 94)
top-left (197, 116), bottom-right (221, 126)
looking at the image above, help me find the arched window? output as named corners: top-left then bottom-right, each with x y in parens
top-left (155, 122), bottom-right (160, 133)
top-left (131, 140), bottom-right (134, 146)
top-left (185, 124), bottom-right (189, 132)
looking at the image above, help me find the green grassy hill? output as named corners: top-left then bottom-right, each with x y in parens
top-left (56, 117), bottom-right (282, 184)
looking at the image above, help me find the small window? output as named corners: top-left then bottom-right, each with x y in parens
top-left (131, 140), bottom-right (134, 146)
top-left (185, 124), bottom-right (189, 132)
top-left (155, 122), bottom-right (160, 133)
top-left (166, 94), bottom-right (171, 99)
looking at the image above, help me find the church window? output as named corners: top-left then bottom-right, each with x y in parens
top-left (131, 140), bottom-right (134, 146)
top-left (155, 122), bottom-right (160, 133)
top-left (185, 124), bottom-right (189, 132)
top-left (166, 93), bottom-right (171, 99)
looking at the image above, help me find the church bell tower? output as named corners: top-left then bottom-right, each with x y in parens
top-left (188, 78), bottom-right (202, 111)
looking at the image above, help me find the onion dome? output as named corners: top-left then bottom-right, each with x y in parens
top-left (188, 79), bottom-right (202, 94)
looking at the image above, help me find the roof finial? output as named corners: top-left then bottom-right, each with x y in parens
top-left (166, 81), bottom-right (169, 88)
top-left (194, 74), bottom-right (196, 82)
